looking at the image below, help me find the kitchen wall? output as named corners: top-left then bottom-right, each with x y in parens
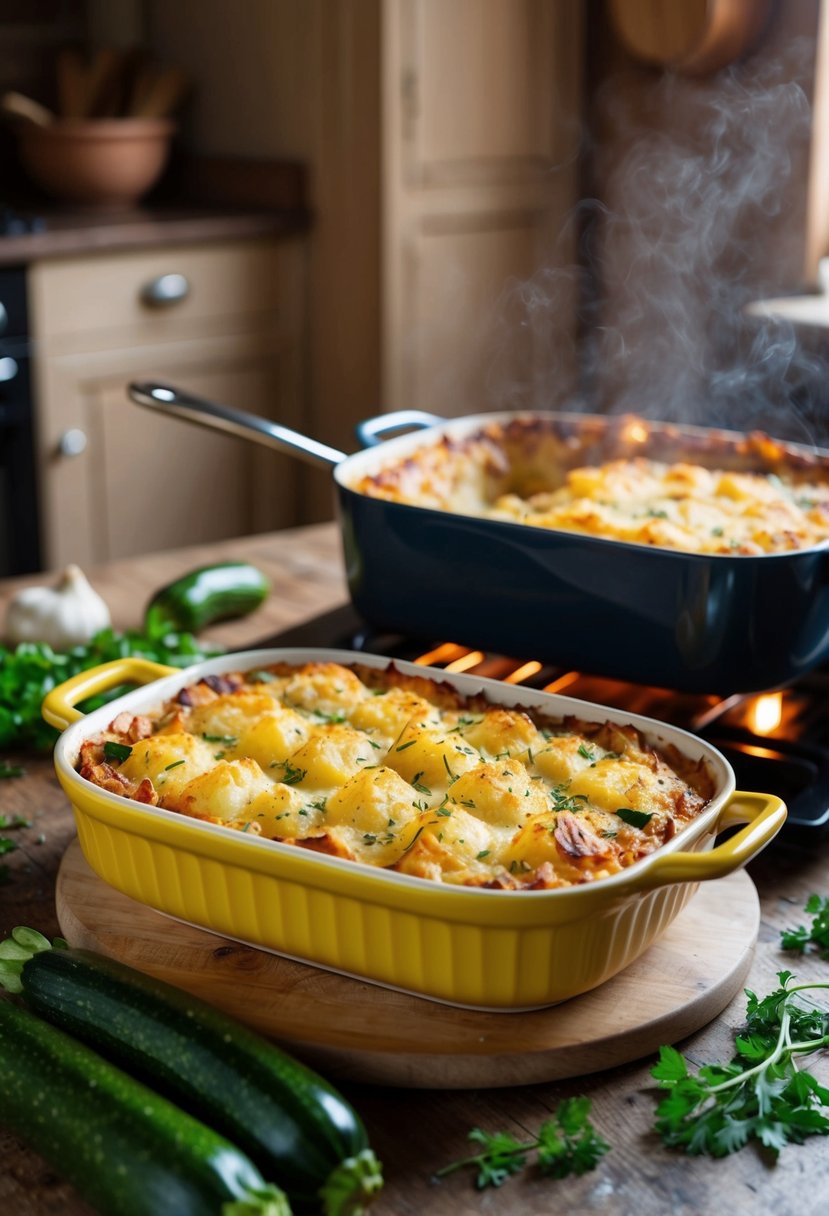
top-left (78, 0), bottom-right (829, 452)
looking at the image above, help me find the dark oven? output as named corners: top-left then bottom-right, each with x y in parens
top-left (257, 602), bottom-right (829, 839)
top-left (0, 265), bottom-right (40, 575)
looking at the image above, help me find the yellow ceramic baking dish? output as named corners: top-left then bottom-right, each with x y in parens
top-left (43, 648), bottom-right (786, 1011)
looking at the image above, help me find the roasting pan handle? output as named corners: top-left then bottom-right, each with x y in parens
top-left (355, 409), bottom-right (444, 448)
top-left (620, 790), bottom-right (786, 893)
top-left (129, 382), bottom-right (347, 470)
top-left (42, 658), bottom-right (177, 730)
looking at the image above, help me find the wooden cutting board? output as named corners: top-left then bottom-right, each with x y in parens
top-left (57, 840), bottom-right (759, 1089)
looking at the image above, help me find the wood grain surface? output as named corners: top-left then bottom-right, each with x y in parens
top-left (2, 525), bottom-right (829, 1216)
top-left (56, 842), bottom-right (760, 1089)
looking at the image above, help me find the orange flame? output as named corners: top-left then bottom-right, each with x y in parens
top-left (747, 692), bottom-right (783, 736)
top-left (504, 660), bottom-right (543, 684)
top-left (444, 651), bottom-right (485, 673)
top-left (621, 419), bottom-right (649, 444)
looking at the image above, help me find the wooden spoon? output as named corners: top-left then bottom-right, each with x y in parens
top-left (0, 91), bottom-right (54, 127)
top-left (129, 66), bottom-right (190, 119)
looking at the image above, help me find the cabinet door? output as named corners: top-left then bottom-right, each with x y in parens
top-left (36, 331), bottom-right (305, 569)
top-left (383, 0), bottom-right (584, 414)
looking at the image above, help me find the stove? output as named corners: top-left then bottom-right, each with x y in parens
top-left (258, 603), bottom-right (829, 837)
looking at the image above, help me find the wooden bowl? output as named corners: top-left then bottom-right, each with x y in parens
top-left (18, 118), bottom-right (175, 207)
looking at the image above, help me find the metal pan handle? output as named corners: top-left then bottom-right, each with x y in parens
top-left (128, 382), bottom-right (347, 470)
top-left (355, 409), bottom-right (444, 448)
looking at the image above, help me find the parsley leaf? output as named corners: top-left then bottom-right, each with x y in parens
top-left (651, 971), bottom-right (829, 1159)
top-left (615, 807), bottom-right (653, 829)
top-left (781, 895), bottom-right (829, 958)
top-left (435, 1099), bottom-right (609, 1190)
top-left (0, 627), bottom-right (221, 752)
top-left (103, 741), bottom-right (132, 763)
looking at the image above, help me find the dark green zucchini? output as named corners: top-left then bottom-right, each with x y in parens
top-left (0, 1000), bottom-right (290, 1216)
top-left (0, 930), bottom-right (382, 1216)
top-left (146, 562), bottom-right (270, 633)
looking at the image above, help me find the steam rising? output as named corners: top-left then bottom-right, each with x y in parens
top-left (487, 39), bottom-right (828, 447)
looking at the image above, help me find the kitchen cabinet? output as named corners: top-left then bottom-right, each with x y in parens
top-left (383, 0), bottom-right (585, 415)
top-left (28, 236), bottom-right (307, 569)
top-left (144, 0), bottom-right (584, 467)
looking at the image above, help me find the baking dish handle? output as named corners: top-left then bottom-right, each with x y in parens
top-left (355, 410), bottom-right (444, 448)
top-left (42, 658), bottom-right (177, 731)
top-left (621, 791), bottom-right (786, 893)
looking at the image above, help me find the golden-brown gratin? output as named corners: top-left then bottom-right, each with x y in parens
top-left (76, 661), bottom-right (715, 890)
top-left (353, 416), bottom-right (829, 555)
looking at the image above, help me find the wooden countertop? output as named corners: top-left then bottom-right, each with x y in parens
top-left (0, 205), bottom-right (309, 267)
top-left (1, 524), bottom-right (828, 1216)
top-left (0, 157), bottom-right (309, 265)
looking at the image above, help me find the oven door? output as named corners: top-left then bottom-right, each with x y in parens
top-left (0, 268), bottom-right (40, 576)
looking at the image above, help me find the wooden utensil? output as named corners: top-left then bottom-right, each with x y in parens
top-left (56, 47), bottom-right (92, 117)
top-left (130, 66), bottom-right (189, 119)
top-left (84, 47), bottom-right (127, 118)
top-left (608, 0), bottom-right (773, 75)
top-left (1, 90), bottom-right (53, 127)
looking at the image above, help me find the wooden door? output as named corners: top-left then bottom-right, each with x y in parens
top-left (383, 0), bottom-right (585, 415)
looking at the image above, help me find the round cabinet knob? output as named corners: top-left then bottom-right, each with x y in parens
top-left (140, 273), bottom-right (190, 308)
top-left (0, 302), bottom-right (7, 335)
top-left (0, 355), bottom-right (18, 382)
top-left (57, 428), bottom-right (88, 457)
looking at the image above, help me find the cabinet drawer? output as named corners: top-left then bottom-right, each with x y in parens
top-left (30, 240), bottom-right (283, 345)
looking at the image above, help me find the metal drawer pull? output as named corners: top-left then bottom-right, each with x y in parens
top-left (0, 356), bottom-right (18, 382)
top-left (140, 273), bottom-right (190, 307)
top-left (57, 428), bottom-right (88, 457)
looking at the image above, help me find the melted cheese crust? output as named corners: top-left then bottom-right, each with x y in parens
top-left (77, 662), bottom-right (715, 890)
top-left (354, 420), bottom-right (829, 556)
top-left (488, 459), bottom-right (829, 555)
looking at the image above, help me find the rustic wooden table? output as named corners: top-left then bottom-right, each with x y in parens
top-left (1, 523), bottom-right (828, 1216)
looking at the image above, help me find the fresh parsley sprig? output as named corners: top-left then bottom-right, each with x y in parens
top-left (0, 622), bottom-right (222, 752)
top-left (651, 971), bottom-right (829, 1158)
top-left (781, 895), bottom-right (829, 959)
top-left (435, 1097), bottom-right (610, 1190)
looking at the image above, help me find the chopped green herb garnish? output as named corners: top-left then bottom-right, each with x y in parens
top-left (577, 743), bottom-right (595, 761)
top-left (278, 761), bottom-right (307, 786)
top-left (0, 815), bottom-right (30, 830)
top-left (203, 733), bottom-right (238, 746)
top-left (164, 759), bottom-right (186, 771)
top-left (435, 1098), bottom-right (609, 1190)
top-left (103, 741), bottom-right (132, 763)
top-left (549, 784), bottom-right (589, 813)
top-left (615, 807), bottom-right (653, 829)
top-left (402, 825), bottom-right (425, 852)
top-left (781, 895), bottom-right (829, 958)
top-left (396, 739), bottom-right (417, 752)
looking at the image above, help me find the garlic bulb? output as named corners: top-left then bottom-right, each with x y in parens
top-left (5, 565), bottom-right (111, 650)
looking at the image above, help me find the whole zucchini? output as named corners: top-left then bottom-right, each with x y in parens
top-left (0, 929), bottom-right (382, 1216)
top-left (0, 1000), bottom-right (291, 1216)
top-left (146, 561), bottom-right (270, 633)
